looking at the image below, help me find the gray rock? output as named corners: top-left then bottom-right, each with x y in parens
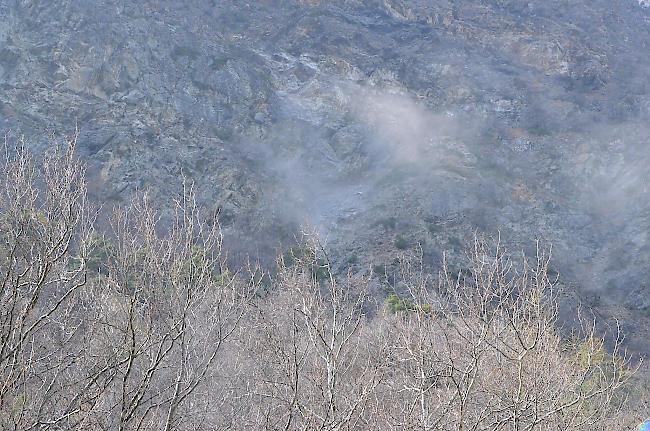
top-left (2, 0), bottom-right (650, 350)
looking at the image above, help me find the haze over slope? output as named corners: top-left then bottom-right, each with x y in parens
top-left (2, 1), bottom-right (650, 347)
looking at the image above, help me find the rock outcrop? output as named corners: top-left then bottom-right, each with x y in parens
top-left (2, 0), bottom-right (650, 349)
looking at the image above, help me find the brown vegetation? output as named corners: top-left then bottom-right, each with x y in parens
top-left (0, 138), bottom-right (645, 430)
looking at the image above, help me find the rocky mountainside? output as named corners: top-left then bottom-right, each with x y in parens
top-left (2, 0), bottom-right (650, 349)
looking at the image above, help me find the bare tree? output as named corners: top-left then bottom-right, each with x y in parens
top-left (374, 238), bottom-right (639, 430)
top-left (0, 138), bottom-right (252, 430)
top-left (0, 137), bottom-right (644, 430)
top-left (0, 135), bottom-right (95, 429)
top-left (242, 236), bottom-right (391, 430)
top-left (76, 185), bottom-right (252, 430)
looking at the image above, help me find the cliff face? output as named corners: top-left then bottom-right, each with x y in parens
top-left (2, 1), bottom-right (650, 346)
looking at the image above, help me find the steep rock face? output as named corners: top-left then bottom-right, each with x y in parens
top-left (2, 0), bottom-right (650, 347)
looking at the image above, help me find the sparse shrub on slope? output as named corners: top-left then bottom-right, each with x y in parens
top-left (394, 234), bottom-right (409, 250)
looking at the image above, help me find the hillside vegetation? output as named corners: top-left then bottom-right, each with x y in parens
top-left (0, 139), bottom-right (646, 430)
top-left (3, 0), bottom-right (650, 353)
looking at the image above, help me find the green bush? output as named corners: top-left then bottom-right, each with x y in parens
top-left (282, 246), bottom-right (310, 267)
top-left (282, 246), bottom-right (330, 282)
top-left (386, 293), bottom-right (415, 313)
top-left (394, 235), bottom-right (409, 250)
top-left (85, 234), bottom-right (115, 275)
top-left (386, 293), bottom-right (432, 314)
top-left (373, 264), bottom-right (387, 276)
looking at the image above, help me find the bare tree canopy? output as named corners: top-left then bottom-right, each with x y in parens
top-left (0, 140), bottom-right (646, 430)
